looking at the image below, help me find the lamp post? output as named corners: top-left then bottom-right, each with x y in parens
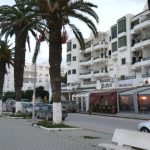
top-left (32, 63), bottom-right (36, 122)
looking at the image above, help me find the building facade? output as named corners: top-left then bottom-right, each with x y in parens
top-left (66, 3), bottom-right (150, 90)
top-left (3, 63), bottom-right (50, 93)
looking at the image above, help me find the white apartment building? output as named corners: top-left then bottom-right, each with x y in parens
top-left (67, 32), bottom-right (109, 90)
top-left (22, 63), bottom-right (50, 91)
top-left (67, 3), bottom-right (150, 90)
top-left (3, 63), bottom-right (50, 93)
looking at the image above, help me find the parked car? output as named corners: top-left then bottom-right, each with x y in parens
top-left (67, 101), bottom-right (78, 113)
top-left (21, 99), bottom-right (31, 102)
top-left (22, 102), bottom-right (40, 116)
top-left (35, 104), bottom-right (68, 121)
top-left (137, 120), bottom-right (150, 133)
top-left (6, 100), bottom-right (16, 112)
top-left (62, 100), bottom-right (77, 113)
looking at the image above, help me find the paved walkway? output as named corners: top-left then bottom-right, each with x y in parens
top-left (0, 117), bottom-right (111, 150)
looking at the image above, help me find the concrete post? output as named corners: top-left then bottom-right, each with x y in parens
top-left (133, 92), bottom-right (139, 114)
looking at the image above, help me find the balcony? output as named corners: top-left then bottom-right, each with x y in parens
top-left (93, 70), bottom-right (108, 77)
top-left (133, 19), bottom-right (150, 32)
top-left (142, 73), bottom-right (150, 78)
top-left (79, 58), bottom-right (91, 66)
top-left (132, 57), bottom-right (150, 68)
top-left (93, 56), bottom-right (108, 63)
top-left (92, 42), bottom-right (107, 51)
top-left (84, 40), bottom-right (92, 53)
top-left (79, 71), bottom-right (91, 79)
top-left (131, 36), bottom-right (150, 51)
top-left (81, 81), bottom-right (97, 89)
top-left (118, 75), bottom-right (136, 81)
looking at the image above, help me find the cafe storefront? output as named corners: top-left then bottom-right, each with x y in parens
top-left (119, 86), bottom-right (150, 114)
top-left (89, 89), bottom-right (117, 114)
top-left (138, 88), bottom-right (150, 114)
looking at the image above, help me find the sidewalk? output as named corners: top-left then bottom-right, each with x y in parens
top-left (0, 117), bottom-right (111, 150)
top-left (92, 112), bottom-right (150, 120)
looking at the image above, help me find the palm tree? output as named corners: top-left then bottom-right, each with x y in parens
top-left (0, 0), bottom-right (44, 112)
top-left (0, 40), bottom-right (14, 99)
top-left (30, 0), bottom-right (99, 123)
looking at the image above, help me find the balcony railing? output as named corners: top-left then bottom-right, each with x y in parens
top-left (141, 18), bottom-right (150, 23)
top-left (80, 58), bottom-right (91, 62)
top-left (94, 70), bottom-right (99, 74)
top-left (93, 70), bottom-right (108, 74)
top-left (131, 35), bottom-right (150, 47)
top-left (93, 56), bottom-right (100, 60)
top-left (80, 72), bottom-right (91, 75)
top-left (131, 17), bottom-right (150, 29)
top-left (119, 75), bottom-right (136, 80)
top-left (132, 57), bottom-right (150, 64)
top-left (142, 74), bottom-right (150, 78)
top-left (83, 81), bottom-right (96, 85)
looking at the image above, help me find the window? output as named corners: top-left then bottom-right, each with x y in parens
top-left (121, 58), bottom-right (126, 65)
top-left (112, 41), bottom-right (117, 52)
top-left (72, 69), bottom-right (76, 74)
top-left (73, 44), bottom-right (76, 49)
top-left (111, 25), bottom-right (117, 39)
top-left (68, 70), bottom-right (71, 75)
top-left (72, 56), bottom-right (76, 61)
top-left (118, 36), bottom-right (126, 48)
top-left (67, 41), bottom-right (72, 52)
top-left (67, 54), bottom-right (71, 62)
top-left (118, 17), bottom-right (126, 34)
top-left (109, 36), bottom-right (112, 41)
top-left (109, 50), bottom-right (111, 56)
top-left (39, 78), bottom-right (42, 82)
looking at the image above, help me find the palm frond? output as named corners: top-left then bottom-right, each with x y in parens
top-left (32, 40), bottom-right (41, 64)
top-left (68, 23), bottom-right (85, 50)
top-left (69, 11), bottom-right (98, 36)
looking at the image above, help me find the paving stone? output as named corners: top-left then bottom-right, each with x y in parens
top-left (0, 117), bottom-right (112, 150)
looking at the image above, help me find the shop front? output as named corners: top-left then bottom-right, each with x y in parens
top-left (72, 92), bottom-right (90, 112)
top-left (119, 86), bottom-right (150, 114)
top-left (89, 89), bottom-right (117, 114)
top-left (138, 88), bottom-right (150, 114)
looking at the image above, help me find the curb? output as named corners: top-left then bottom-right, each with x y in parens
top-left (33, 124), bottom-right (82, 131)
top-left (10, 117), bottom-right (24, 119)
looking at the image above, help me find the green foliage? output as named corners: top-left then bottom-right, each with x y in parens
top-left (3, 86), bottom-right (49, 102)
top-left (10, 112), bottom-right (31, 119)
top-left (36, 120), bottom-right (73, 128)
top-left (35, 86), bottom-right (49, 100)
top-left (3, 92), bottom-right (15, 101)
top-left (23, 90), bottom-right (33, 100)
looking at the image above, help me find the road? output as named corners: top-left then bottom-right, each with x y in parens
top-left (65, 113), bottom-right (144, 134)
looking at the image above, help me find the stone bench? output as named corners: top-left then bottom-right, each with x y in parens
top-left (98, 128), bottom-right (150, 150)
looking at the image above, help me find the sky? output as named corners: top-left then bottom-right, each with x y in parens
top-left (0, 0), bottom-right (147, 66)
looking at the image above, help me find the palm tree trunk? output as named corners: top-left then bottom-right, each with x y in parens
top-left (14, 31), bottom-right (27, 112)
top-left (0, 63), bottom-right (5, 99)
top-left (49, 24), bottom-right (62, 124)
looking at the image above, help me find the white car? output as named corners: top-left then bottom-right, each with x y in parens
top-left (137, 120), bottom-right (150, 133)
